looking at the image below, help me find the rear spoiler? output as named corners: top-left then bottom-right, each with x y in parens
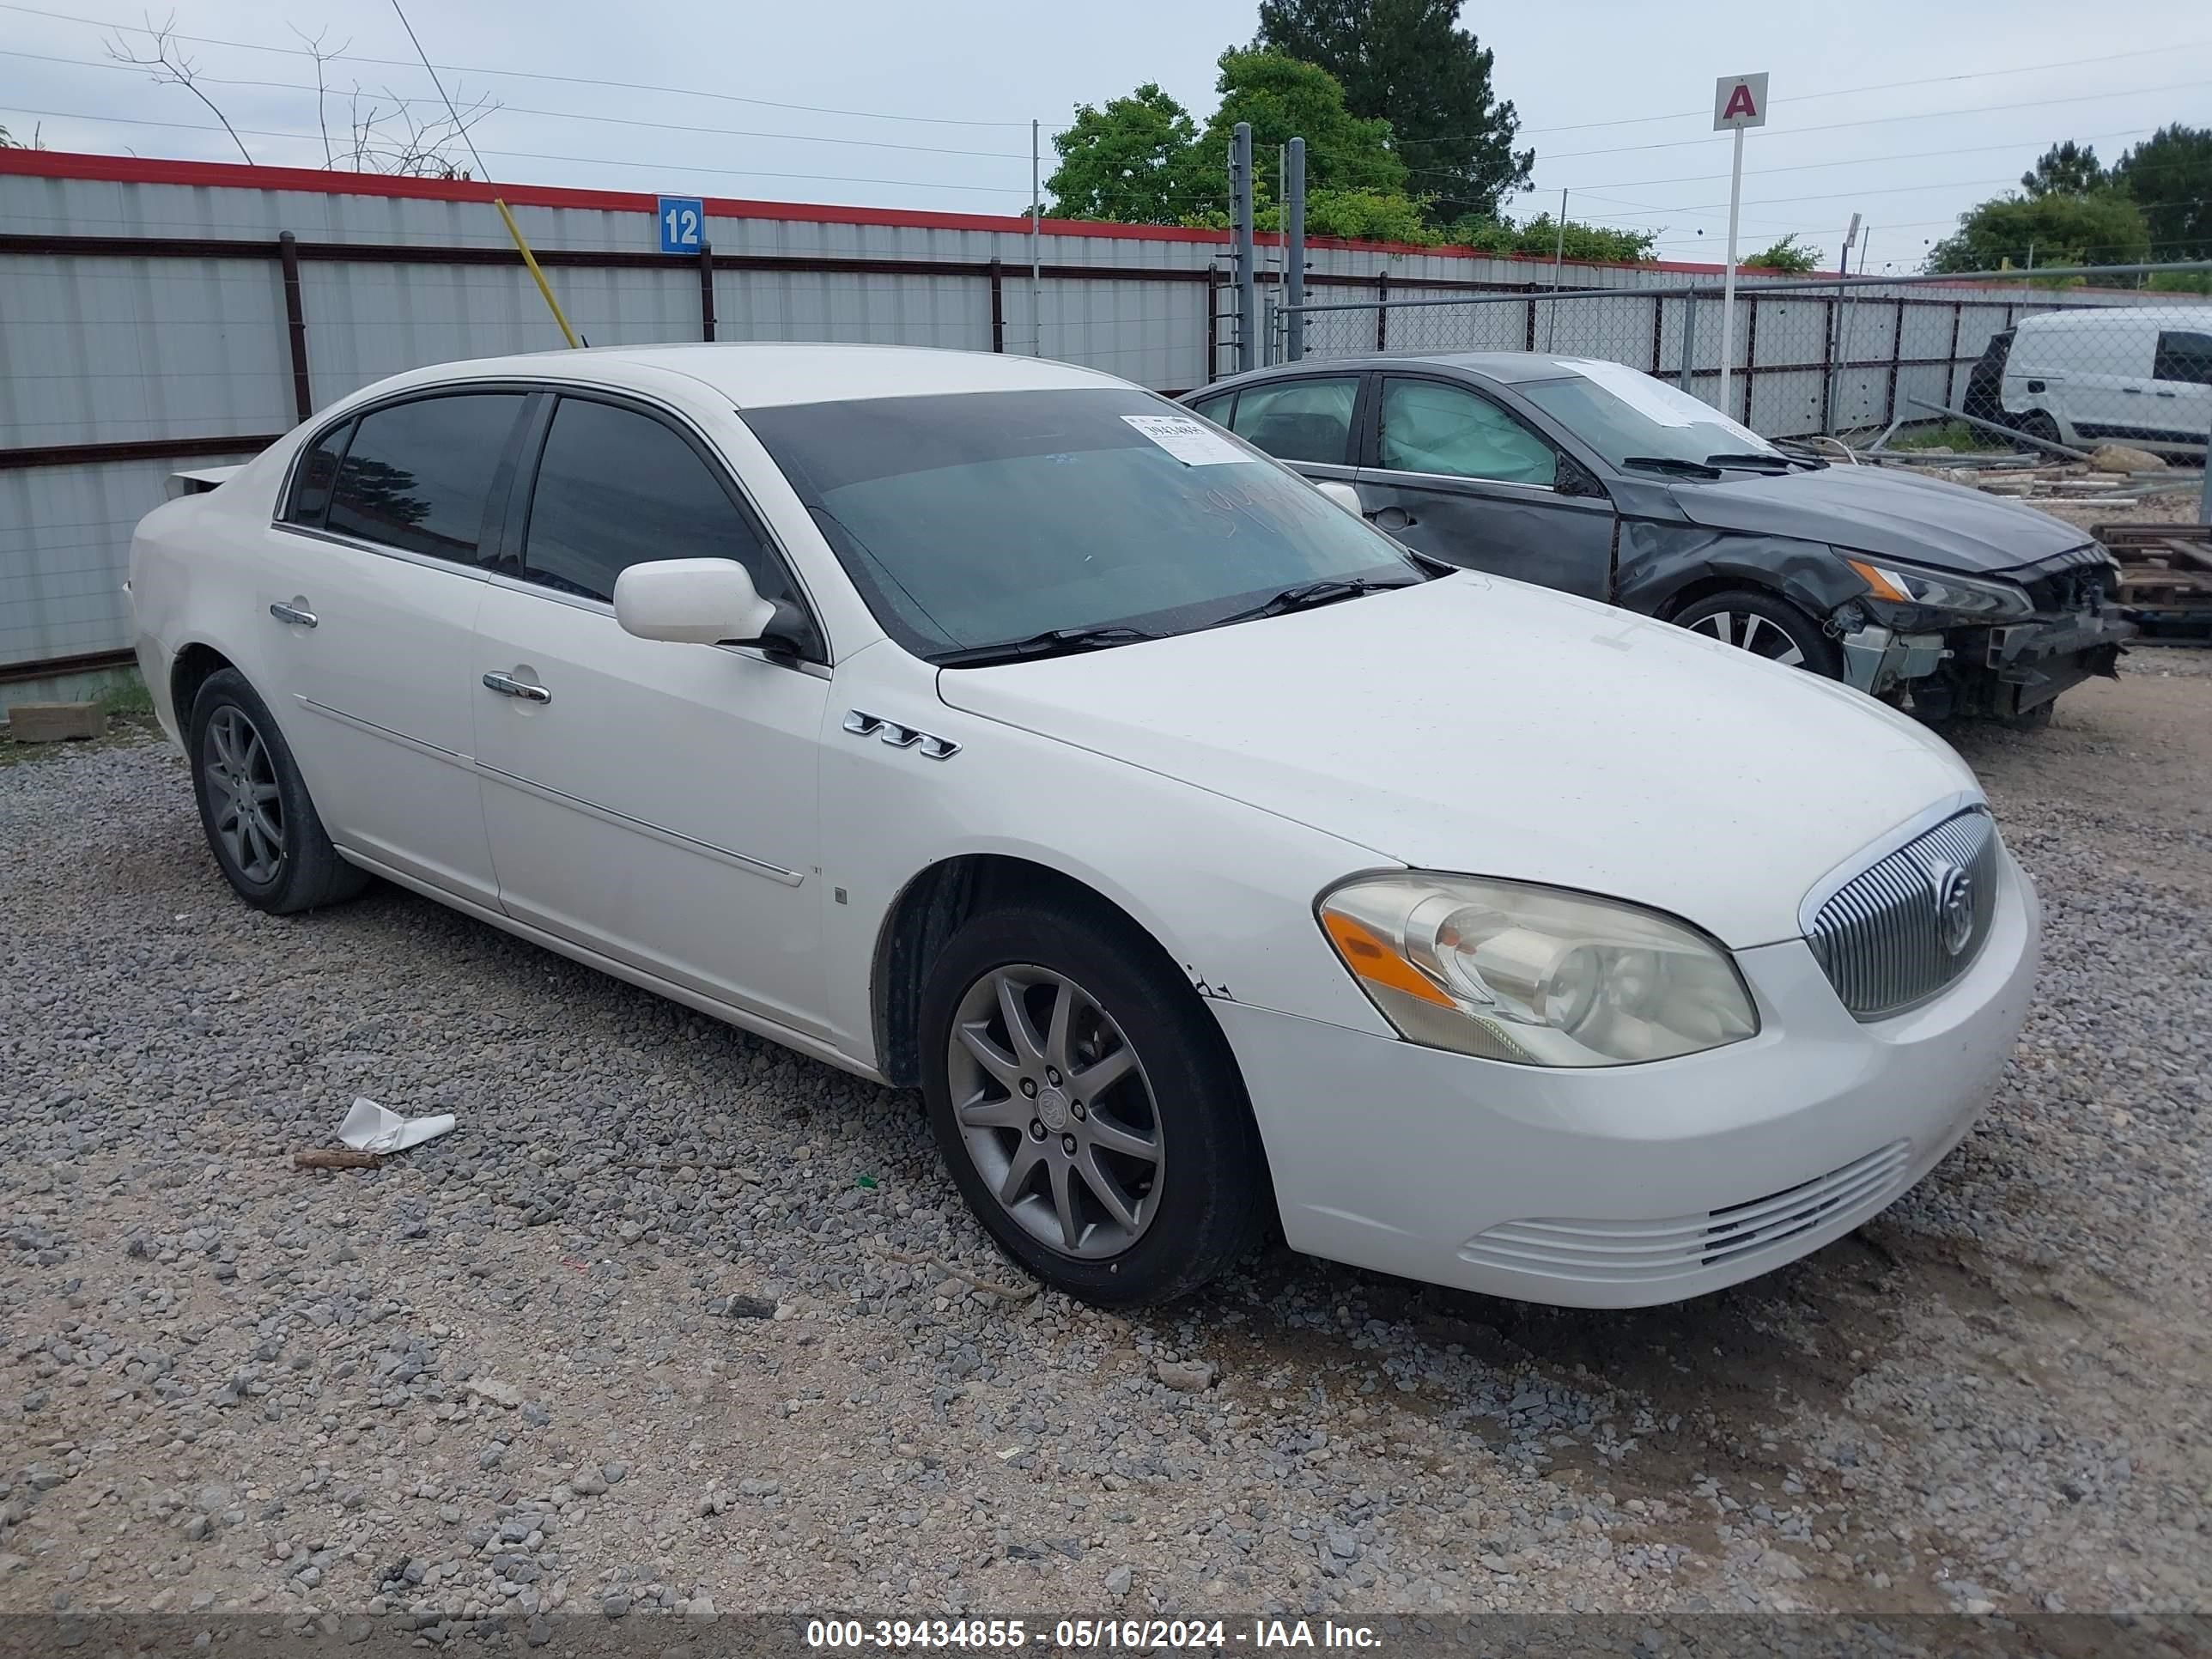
top-left (167, 464), bottom-right (246, 499)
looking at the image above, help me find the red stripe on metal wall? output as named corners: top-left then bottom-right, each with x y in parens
top-left (0, 148), bottom-right (1790, 275)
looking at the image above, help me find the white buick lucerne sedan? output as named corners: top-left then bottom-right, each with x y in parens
top-left (128, 344), bottom-right (2040, 1308)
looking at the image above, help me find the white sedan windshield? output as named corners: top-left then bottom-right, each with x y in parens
top-left (743, 389), bottom-right (1420, 660)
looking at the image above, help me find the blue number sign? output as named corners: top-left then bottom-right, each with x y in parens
top-left (657, 196), bottom-right (704, 254)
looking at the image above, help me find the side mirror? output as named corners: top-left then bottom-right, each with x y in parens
top-left (1313, 480), bottom-right (1364, 517)
top-left (614, 558), bottom-right (782, 648)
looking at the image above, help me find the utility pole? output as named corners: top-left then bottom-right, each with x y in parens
top-left (1030, 118), bottom-right (1042, 356)
top-left (1546, 186), bottom-right (1567, 350)
top-left (1231, 121), bottom-right (1256, 373)
top-left (1285, 137), bottom-right (1306, 362)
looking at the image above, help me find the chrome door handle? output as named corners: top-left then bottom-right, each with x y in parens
top-left (269, 600), bottom-right (318, 628)
top-left (482, 671), bottom-right (551, 704)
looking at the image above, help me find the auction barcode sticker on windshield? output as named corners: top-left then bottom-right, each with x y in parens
top-left (1121, 414), bottom-right (1252, 466)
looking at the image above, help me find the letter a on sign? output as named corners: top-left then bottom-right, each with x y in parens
top-left (1713, 73), bottom-right (1769, 131)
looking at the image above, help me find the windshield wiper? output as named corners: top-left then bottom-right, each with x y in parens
top-left (1703, 451), bottom-right (1802, 471)
top-left (1207, 577), bottom-right (1419, 629)
top-left (1620, 454), bottom-right (1723, 479)
top-left (932, 625), bottom-right (1157, 668)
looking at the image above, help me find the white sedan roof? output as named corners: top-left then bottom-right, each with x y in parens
top-left (362, 342), bottom-right (1123, 410)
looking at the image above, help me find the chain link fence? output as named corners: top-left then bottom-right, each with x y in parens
top-left (1276, 264), bottom-right (2212, 482)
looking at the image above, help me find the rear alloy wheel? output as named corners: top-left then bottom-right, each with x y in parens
top-left (921, 899), bottom-right (1267, 1306)
top-left (188, 667), bottom-right (368, 915)
top-left (1673, 589), bottom-right (1841, 678)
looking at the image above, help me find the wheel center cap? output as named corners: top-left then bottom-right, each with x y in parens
top-left (1035, 1085), bottom-right (1070, 1133)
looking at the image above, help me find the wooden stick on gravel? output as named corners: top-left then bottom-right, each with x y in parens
top-left (292, 1148), bottom-right (386, 1170)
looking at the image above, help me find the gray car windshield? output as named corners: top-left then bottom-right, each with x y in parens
top-left (1517, 360), bottom-right (1786, 470)
top-left (741, 388), bottom-right (1421, 662)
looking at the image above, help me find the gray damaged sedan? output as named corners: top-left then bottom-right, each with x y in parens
top-left (1187, 353), bottom-right (2136, 726)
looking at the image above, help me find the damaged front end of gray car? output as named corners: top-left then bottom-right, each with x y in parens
top-left (1829, 542), bottom-right (2135, 726)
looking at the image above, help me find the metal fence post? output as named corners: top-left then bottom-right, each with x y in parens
top-left (988, 258), bottom-right (1005, 354)
top-left (2202, 410), bottom-right (2211, 526)
top-left (696, 241), bottom-right (716, 343)
top-left (1376, 269), bottom-right (1389, 351)
top-left (276, 230), bottom-right (313, 423)
top-left (1231, 122), bottom-right (1256, 374)
top-left (1285, 137), bottom-right (1306, 362)
top-left (1678, 291), bottom-right (1697, 396)
top-left (1205, 263), bottom-right (1219, 382)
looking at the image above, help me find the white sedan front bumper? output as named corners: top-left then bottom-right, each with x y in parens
top-left (1217, 848), bottom-right (2041, 1308)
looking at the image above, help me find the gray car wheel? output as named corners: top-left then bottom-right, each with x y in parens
top-left (920, 895), bottom-right (1267, 1306)
top-left (1673, 589), bottom-right (1842, 678)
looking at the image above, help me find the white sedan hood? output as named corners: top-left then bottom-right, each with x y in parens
top-left (935, 574), bottom-right (1980, 948)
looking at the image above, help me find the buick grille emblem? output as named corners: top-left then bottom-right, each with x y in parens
top-left (1931, 862), bottom-right (1977, 957)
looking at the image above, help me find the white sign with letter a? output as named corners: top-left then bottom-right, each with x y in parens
top-left (1713, 73), bottom-right (1770, 131)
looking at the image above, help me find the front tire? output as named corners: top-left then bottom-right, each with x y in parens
top-left (1672, 589), bottom-right (1842, 678)
top-left (187, 667), bottom-right (368, 915)
top-left (920, 898), bottom-right (1267, 1307)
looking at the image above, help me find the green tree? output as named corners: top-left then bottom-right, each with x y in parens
top-left (1443, 211), bottom-right (1656, 264)
top-left (1044, 84), bottom-right (1214, 223)
top-left (2021, 140), bottom-right (2106, 197)
top-left (1744, 233), bottom-right (1818, 273)
top-left (1255, 0), bottom-right (1531, 223)
top-left (1257, 188), bottom-right (1437, 244)
top-left (2112, 124), bottom-right (2212, 262)
top-left (1199, 47), bottom-right (1411, 205)
top-left (1927, 190), bottom-right (2149, 275)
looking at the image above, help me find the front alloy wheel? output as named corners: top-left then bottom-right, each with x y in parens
top-left (946, 964), bottom-right (1164, 1259)
top-left (919, 897), bottom-right (1267, 1306)
top-left (1673, 588), bottom-right (1842, 678)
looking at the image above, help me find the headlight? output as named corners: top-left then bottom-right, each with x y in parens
top-left (1318, 874), bottom-right (1759, 1067)
top-left (1844, 557), bottom-right (2033, 620)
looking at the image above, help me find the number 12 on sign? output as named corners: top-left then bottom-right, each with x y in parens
top-left (658, 197), bottom-right (704, 254)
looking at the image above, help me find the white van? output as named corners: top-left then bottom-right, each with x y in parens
top-left (1991, 305), bottom-right (2212, 453)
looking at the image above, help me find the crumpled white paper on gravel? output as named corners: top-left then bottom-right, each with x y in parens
top-left (337, 1096), bottom-right (456, 1155)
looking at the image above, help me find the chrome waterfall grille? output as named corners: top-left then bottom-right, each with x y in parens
top-left (1807, 809), bottom-right (1999, 1019)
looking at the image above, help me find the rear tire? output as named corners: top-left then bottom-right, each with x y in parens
top-left (1672, 589), bottom-right (1842, 678)
top-left (187, 667), bottom-right (368, 915)
top-left (2013, 410), bottom-right (2063, 453)
top-left (920, 897), bottom-right (1267, 1307)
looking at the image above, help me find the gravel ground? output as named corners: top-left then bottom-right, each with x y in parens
top-left (1, 653), bottom-right (2206, 1632)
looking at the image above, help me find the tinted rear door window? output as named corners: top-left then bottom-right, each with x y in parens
top-left (2153, 331), bottom-right (2212, 386)
top-left (285, 420), bottom-right (352, 527)
top-left (521, 397), bottom-right (798, 611)
top-left (325, 393), bottom-right (526, 563)
top-left (1228, 376), bottom-right (1359, 464)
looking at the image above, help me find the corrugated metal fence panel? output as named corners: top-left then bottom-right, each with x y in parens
top-left (0, 457), bottom-right (178, 667)
top-left (714, 269), bottom-right (992, 353)
top-left (1016, 279), bottom-right (1206, 391)
top-left (0, 252), bottom-right (291, 449)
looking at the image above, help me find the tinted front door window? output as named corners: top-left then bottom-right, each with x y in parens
top-left (1379, 379), bottom-right (1556, 486)
top-left (522, 398), bottom-right (794, 611)
top-left (1228, 376), bottom-right (1359, 465)
top-left (325, 393), bottom-right (525, 563)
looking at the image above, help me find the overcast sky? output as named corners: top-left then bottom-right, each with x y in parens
top-left (4, 0), bottom-right (2209, 270)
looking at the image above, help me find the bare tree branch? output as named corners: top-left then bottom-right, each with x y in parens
top-left (288, 23), bottom-right (349, 170)
top-left (105, 11), bottom-right (252, 165)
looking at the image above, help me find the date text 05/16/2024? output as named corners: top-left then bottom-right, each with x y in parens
top-left (804, 1619), bottom-right (1383, 1650)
